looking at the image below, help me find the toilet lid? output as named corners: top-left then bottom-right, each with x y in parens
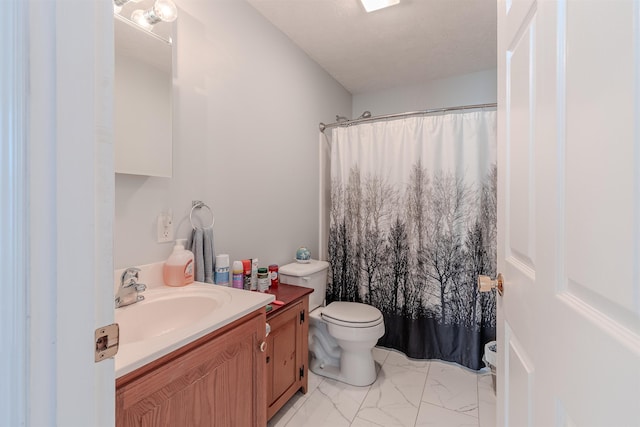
top-left (321, 302), bottom-right (383, 328)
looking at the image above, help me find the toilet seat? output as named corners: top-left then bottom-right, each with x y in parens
top-left (321, 301), bottom-right (383, 328)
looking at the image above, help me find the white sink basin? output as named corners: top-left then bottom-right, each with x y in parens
top-left (115, 287), bottom-right (232, 345)
top-left (114, 282), bottom-right (274, 378)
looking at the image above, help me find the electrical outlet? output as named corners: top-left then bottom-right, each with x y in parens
top-left (156, 212), bottom-right (174, 243)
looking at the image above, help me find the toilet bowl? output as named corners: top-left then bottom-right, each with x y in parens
top-left (308, 302), bottom-right (385, 386)
top-left (279, 261), bottom-right (386, 387)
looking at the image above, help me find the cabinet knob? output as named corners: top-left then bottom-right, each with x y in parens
top-left (265, 322), bottom-right (271, 338)
top-left (259, 341), bottom-right (267, 353)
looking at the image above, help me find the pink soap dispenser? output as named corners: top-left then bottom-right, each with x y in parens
top-left (163, 239), bottom-right (194, 287)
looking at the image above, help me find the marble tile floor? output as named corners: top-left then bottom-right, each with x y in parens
top-left (268, 347), bottom-right (496, 427)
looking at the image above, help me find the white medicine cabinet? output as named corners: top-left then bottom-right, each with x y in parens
top-left (114, 14), bottom-right (173, 177)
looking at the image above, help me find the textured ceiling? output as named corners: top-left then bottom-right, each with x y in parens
top-left (246, 0), bottom-right (497, 94)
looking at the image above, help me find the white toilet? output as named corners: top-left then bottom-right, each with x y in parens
top-left (279, 260), bottom-right (385, 387)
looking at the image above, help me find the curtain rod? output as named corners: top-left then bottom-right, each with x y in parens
top-left (318, 102), bottom-right (497, 132)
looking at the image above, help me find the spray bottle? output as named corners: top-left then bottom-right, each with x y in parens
top-left (232, 261), bottom-right (244, 289)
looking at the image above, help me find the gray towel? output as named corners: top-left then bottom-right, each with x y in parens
top-left (203, 227), bottom-right (215, 284)
top-left (188, 228), bottom-right (215, 284)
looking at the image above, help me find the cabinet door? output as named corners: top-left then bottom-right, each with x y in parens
top-left (116, 312), bottom-right (266, 427)
top-left (266, 301), bottom-right (303, 411)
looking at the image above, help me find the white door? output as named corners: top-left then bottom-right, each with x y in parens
top-left (1, 1), bottom-right (115, 425)
top-left (52, 1), bottom-right (116, 424)
top-left (497, 0), bottom-right (640, 426)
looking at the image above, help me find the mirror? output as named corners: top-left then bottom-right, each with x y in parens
top-left (114, 14), bottom-right (173, 177)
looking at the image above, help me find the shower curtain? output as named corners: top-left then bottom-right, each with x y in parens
top-left (327, 110), bottom-right (497, 370)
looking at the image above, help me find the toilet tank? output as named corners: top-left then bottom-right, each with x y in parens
top-left (279, 260), bottom-right (329, 311)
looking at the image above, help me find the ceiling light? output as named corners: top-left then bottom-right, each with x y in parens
top-left (360, 0), bottom-right (400, 13)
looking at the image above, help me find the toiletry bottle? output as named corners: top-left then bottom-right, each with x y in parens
top-left (242, 259), bottom-right (252, 290)
top-left (214, 254), bottom-right (230, 286)
top-left (251, 258), bottom-right (259, 291)
top-left (163, 239), bottom-right (194, 287)
top-left (257, 267), bottom-right (269, 292)
top-left (269, 264), bottom-right (279, 288)
top-left (232, 261), bottom-right (244, 289)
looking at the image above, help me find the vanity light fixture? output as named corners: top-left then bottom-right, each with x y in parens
top-left (114, 0), bottom-right (178, 31)
top-left (360, 0), bottom-right (400, 13)
top-left (113, 0), bottom-right (142, 14)
top-left (131, 0), bottom-right (178, 30)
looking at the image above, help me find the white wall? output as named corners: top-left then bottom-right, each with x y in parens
top-left (115, 0), bottom-right (351, 270)
top-left (352, 69), bottom-right (497, 118)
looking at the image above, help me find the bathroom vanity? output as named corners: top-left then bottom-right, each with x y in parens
top-left (112, 263), bottom-right (312, 425)
top-left (113, 268), bottom-right (275, 427)
top-left (264, 283), bottom-right (313, 421)
top-left (116, 308), bottom-right (267, 426)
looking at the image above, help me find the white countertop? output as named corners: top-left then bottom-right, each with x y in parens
top-left (114, 277), bottom-right (274, 378)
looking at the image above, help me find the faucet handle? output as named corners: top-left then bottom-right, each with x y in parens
top-left (121, 267), bottom-right (141, 285)
top-left (115, 268), bottom-right (146, 308)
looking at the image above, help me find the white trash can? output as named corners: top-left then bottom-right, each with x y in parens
top-left (483, 341), bottom-right (497, 393)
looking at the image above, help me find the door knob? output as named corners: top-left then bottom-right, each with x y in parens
top-left (478, 273), bottom-right (504, 296)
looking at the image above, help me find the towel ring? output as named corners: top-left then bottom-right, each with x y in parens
top-left (189, 200), bottom-right (215, 230)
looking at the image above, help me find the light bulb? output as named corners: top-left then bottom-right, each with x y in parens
top-left (113, 4), bottom-right (122, 13)
top-left (153, 0), bottom-right (178, 22)
top-left (131, 9), bottom-right (153, 30)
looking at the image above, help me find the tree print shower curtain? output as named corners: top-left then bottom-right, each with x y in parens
top-left (328, 110), bottom-right (497, 370)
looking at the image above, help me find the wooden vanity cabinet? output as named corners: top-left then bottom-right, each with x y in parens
top-left (116, 309), bottom-right (267, 427)
top-left (265, 287), bottom-right (311, 421)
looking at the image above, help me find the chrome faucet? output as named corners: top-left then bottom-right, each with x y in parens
top-left (115, 267), bottom-right (147, 308)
